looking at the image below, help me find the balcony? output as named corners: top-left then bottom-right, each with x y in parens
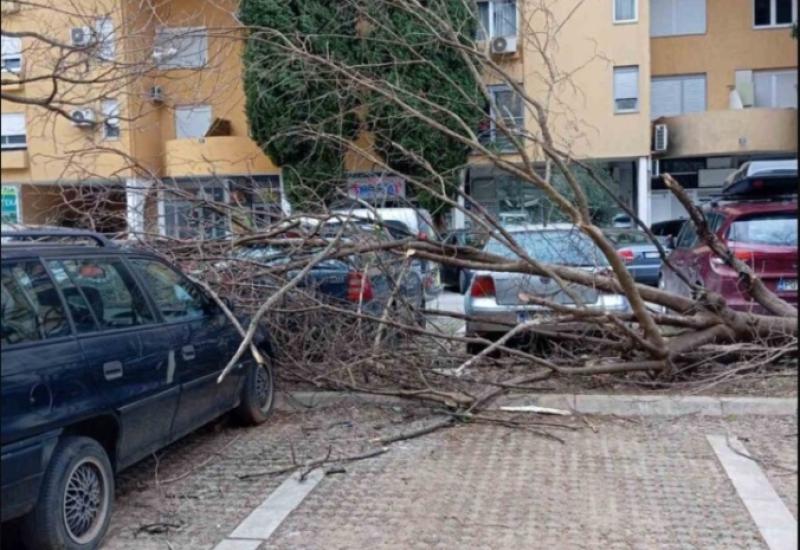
top-left (656, 108), bottom-right (797, 158)
top-left (1, 149), bottom-right (28, 170)
top-left (163, 136), bottom-right (280, 178)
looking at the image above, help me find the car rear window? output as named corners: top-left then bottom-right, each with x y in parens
top-left (485, 230), bottom-right (608, 267)
top-left (728, 214), bottom-right (797, 246)
top-left (604, 230), bottom-right (650, 246)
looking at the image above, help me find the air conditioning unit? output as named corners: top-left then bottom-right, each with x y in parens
top-left (70, 108), bottom-right (97, 127)
top-left (147, 85), bottom-right (165, 103)
top-left (653, 124), bottom-right (668, 153)
top-left (491, 36), bottom-right (517, 55)
top-left (70, 26), bottom-right (95, 47)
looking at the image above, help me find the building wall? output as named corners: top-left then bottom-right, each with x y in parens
top-left (521, 0), bottom-right (652, 159)
top-left (1, 0), bottom-right (136, 185)
top-left (650, 0), bottom-right (798, 110)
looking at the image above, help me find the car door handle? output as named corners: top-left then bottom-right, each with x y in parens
top-left (103, 360), bottom-right (124, 381)
top-left (181, 345), bottom-right (196, 361)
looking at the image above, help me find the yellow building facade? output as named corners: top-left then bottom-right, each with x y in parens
top-left (1, 0), bottom-right (283, 236)
top-left (1, 0), bottom-right (797, 231)
top-left (466, 0), bottom-right (796, 226)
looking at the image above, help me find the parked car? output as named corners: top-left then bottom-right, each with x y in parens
top-left (464, 224), bottom-right (629, 353)
top-left (650, 218), bottom-right (688, 249)
top-left (440, 229), bottom-right (488, 293)
top-left (611, 213), bottom-right (633, 228)
top-left (661, 160), bottom-right (798, 313)
top-left (603, 228), bottom-right (662, 286)
top-left (330, 207), bottom-right (442, 298)
top-left (222, 220), bottom-right (425, 323)
top-left (1, 229), bottom-right (275, 550)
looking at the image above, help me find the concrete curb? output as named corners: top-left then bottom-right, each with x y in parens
top-left (276, 390), bottom-right (797, 417)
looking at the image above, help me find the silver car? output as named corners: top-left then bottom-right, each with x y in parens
top-left (464, 225), bottom-right (629, 350)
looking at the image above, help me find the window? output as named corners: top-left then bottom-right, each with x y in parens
top-left (1, 261), bottom-right (70, 345)
top-left (650, 0), bottom-right (706, 36)
top-left (1, 34), bottom-right (22, 73)
top-left (729, 214), bottom-right (798, 246)
top-left (753, 70), bottom-right (797, 108)
top-left (175, 105), bottom-right (211, 139)
top-left (1, 113), bottom-right (26, 150)
top-left (60, 259), bottom-right (154, 329)
top-left (675, 220), bottom-right (698, 248)
top-left (95, 17), bottom-right (115, 60)
top-left (154, 27), bottom-right (207, 69)
top-left (101, 99), bottom-right (120, 139)
top-left (754, 0), bottom-right (797, 27)
top-left (479, 85), bottom-right (524, 150)
top-left (651, 74), bottom-right (706, 119)
top-left (476, 1), bottom-right (517, 40)
top-left (46, 260), bottom-right (99, 333)
top-left (230, 177), bottom-right (283, 229)
top-left (129, 259), bottom-right (210, 322)
top-left (163, 183), bottom-right (229, 239)
top-left (614, 0), bottom-right (638, 22)
top-left (614, 66), bottom-right (639, 113)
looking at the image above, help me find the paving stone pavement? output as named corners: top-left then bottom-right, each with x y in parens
top-left (265, 414), bottom-right (797, 550)
top-left (2, 400), bottom-right (795, 550)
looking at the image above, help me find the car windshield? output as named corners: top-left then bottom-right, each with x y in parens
top-left (728, 214), bottom-right (798, 246)
top-left (603, 230), bottom-right (651, 246)
top-left (484, 230), bottom-right (608, 267)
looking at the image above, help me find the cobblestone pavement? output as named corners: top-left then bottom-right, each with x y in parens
top-left (2, 400), bottom-right (796, 550)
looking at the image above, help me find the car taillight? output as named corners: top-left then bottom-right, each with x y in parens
top-left (711, 248), bottom-right (755, 268)
top-left (347, 271), bottom-right (374, 302)
top-left (470, 275), bottom-right (496, 298)
top-left (618, 248), bottom-right (635, 264)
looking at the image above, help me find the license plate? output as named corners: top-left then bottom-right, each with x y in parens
top-left (644, 251), bottom-right (660, 259)
top-left (778, 279), bottom-right (798, 292)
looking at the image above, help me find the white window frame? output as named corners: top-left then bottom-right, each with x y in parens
top-left (95, 17), bottom-right (115, 61)
top-left (613, 66), bottom-right (640, 114)
top-left (154, 26), bottom-right (208, 69)
top-left (101, 99), bottom-right (120, 140)
top-left (753, 0), bottom-right (798, 28)
top-left (613, 0), bottom-right (639, 23)
top-left (481, 84), bottom-right (524, 151)
top-left (1, 112), bottom-right (27, 150)
top-left (161, 181), bottom-right (230, 239)
top-left (753, 69), bottom-right (798, 108)
top-left (650, 0), bottom-right (707, 37)
top-left (1, 35), bottom-right (22, 74)
top-left (650, 73), bottom-right (707, 119)
top-left (475, 1), bottom-right (518, 40)
top-left (174, 104), bottom-right (212, 139)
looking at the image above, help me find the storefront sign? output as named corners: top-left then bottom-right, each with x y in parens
top-left (1, 186), bottom-right (20, 223)
top-left (347, 174), bottom-right (405, 200)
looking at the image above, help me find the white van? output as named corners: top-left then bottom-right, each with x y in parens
top-left (332, 207), bottom-right (442, 297)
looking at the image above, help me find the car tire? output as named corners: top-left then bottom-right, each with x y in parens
top-left (235, 355), bottom-right (275, 426)
top-left (21, 436), bottom-right (114, 550)
top-left (458, 270), bottom-right (468, 295)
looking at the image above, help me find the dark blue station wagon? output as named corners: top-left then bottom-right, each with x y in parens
top-left (1, 230), bottom-right (275, 550)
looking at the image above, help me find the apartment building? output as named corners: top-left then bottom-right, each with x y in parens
top-left (465, 0), bottom-right (797, 227)
top-left (1, 0), bottom-right (284, 237)
top-left (1, 0), bottom-right (796, 234)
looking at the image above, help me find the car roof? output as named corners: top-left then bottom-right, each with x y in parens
top-left (707, 198), bottom-right (798, 218)
top-left (502, 223), bottom-right (576, 232)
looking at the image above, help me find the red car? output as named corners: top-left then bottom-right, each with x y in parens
top-left (661, 161), bottom-right (797, 314)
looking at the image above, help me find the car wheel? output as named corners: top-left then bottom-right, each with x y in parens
top-left (22, 436), bottom-right (114, 550)
top-left (458, 270), bottom-right (468, 295)
top-left (235, 355), bottom-right (275, 426)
